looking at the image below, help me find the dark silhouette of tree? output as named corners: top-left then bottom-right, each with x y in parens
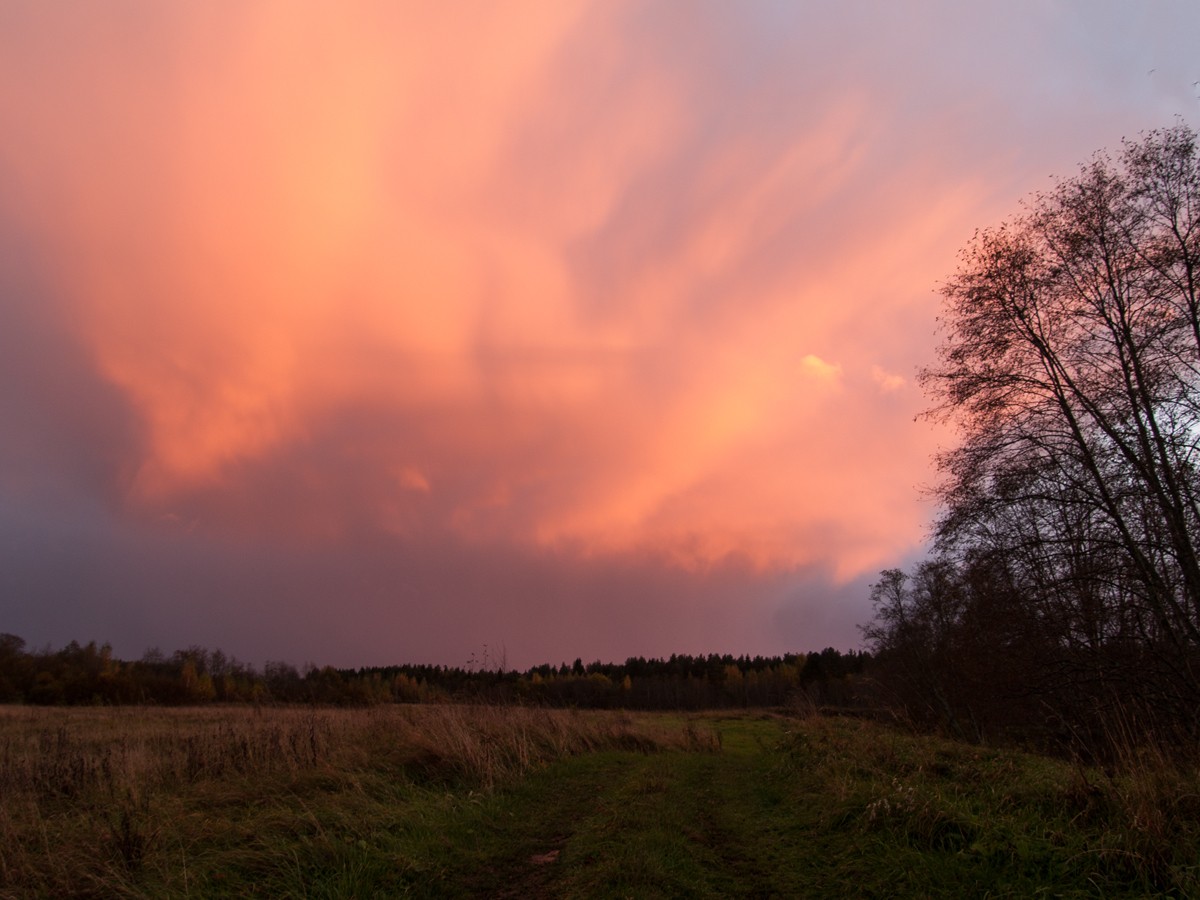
top-left (0, 633), bottom-right (28, 701)
top-left (868, 123), bottom-right (1200, 750)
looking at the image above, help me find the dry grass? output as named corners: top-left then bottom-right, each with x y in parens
top-left (1073, 714), bottom-right (1200, 889)
top-left (0, 704), bottom-right (716, 897)
top-left (390, 705), bottom-right (719, 790)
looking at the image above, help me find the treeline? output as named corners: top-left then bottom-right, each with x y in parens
top-left (863, 124), bottom-right (1200, 756)
top-left (0, 633), bottom-right (867, 710)
top-left (340, 649), bottom-right (867, 709)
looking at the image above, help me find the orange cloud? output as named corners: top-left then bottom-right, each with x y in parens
top-left (871, 366), bottom-right (907, 393)
top-left (0, 1), bottom-right (992, 586)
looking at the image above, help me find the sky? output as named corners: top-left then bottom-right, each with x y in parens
top-left (1, 1), bottom-right (1198, 670)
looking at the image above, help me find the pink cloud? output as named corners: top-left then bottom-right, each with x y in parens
top-left (0, 3), bottom-right (953, 578)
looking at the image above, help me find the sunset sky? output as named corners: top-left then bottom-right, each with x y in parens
top-left (2, 2), bottom-right (1198, 670)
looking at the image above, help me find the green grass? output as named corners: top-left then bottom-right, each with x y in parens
top-left (2, 706), bottom-right (1199, 898)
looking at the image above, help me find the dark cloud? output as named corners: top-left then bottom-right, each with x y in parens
top-left (0, 503), bottom-right (866, 669)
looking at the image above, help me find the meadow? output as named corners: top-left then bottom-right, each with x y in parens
top-left (1, 703), bottom-right (1198, 898)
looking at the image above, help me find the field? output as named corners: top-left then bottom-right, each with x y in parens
top-left (1, 704), bottom-right (1198, 898)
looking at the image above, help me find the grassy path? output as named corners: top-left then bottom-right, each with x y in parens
top-left (4, 707), bottom-right (1194, 897)
top-left (419, 714), bottom-right (806, 898)
top-left (406, 714), bottom-right (921, 898)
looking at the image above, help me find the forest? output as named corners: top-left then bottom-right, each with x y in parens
top-left (0, 633), bottom-right (866, 711)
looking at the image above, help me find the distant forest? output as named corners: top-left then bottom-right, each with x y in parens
top-left (0, 633), bottom-right (866, 711)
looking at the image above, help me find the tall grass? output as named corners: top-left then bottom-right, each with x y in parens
top-left (0, 704), bottom-right (714, 898)
top-left (780, 714), bottom-right (1200, 895)
top-left (1073, 709), bottom-right (1200, 890)
top-left (392, 704), bottom-right (718, 790)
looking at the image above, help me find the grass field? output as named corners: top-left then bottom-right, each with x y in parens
top-left (1, 704), bottom-right (1197, 898)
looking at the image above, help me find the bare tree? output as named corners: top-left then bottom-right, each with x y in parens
top-left (909, 123), bottom-right (1200, 740)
